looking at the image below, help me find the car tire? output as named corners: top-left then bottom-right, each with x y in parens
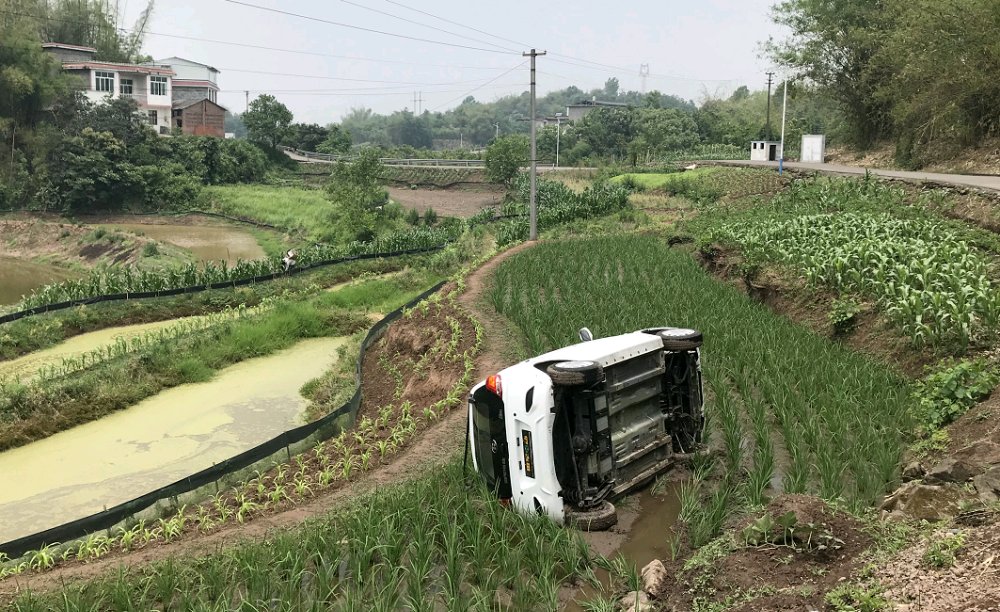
top-left (656, 328), bottom-right (703, 351)
top-left (566, 501), bottom-right (618, 532)
top-left (547, 360), bottom-right (603, 386)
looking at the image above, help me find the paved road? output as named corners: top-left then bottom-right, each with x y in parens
top-left (712, 160), bottom-right (1000, 194)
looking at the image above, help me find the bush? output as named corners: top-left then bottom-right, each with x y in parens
top-left (423, 207), bottom-right (438, 226)
top-left (829, 297), bottom-right (863, 335)
top-left (484, 135), bottom-right (528, 186)
top-left (916, 358), bottom-right (999, 431)
top-left (405, 208), bottom-right (421, 225)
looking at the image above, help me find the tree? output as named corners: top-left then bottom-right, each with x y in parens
top-left (327, 148), bottom-right (388, 241)
top-left (283, 123), bottom-right (328, 151)
top-left (316, 124), bottom-right (352, 155)
top-left (768, 0), bottom-right (895, 147)
top-left (484, 135), bottom-right (528, 186)
top-left (243, 94), bottom-right (293, 149)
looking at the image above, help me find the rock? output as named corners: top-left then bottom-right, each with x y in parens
top-left (953, 440), bottom-right (1000, 470)
top-left (902, 461), bottom-right (926, 481)
top-left (925, 458), bottom-right (976, 484)
top-left (880, 482), bottom-right (974, 521)
top-left (640, 559), bottom-right (669, 596)
top-left (973, 466), bottom-right (1000, 503)
top-left (618, 591), bottom-right (654, 612)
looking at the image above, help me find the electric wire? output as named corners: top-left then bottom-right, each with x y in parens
top-left (334, 0), bottom-right (518, 53)
top-left (220, 0), bottom-right (519, 55)
top-left (431, 61), bottom-right (527, 111)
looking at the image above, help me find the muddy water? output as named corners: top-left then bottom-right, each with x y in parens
top-left (566, 484), bottom-right (683, 611)
top-left (0, 336), bottom-right (346, 543)
top-left (105, 223), bottom-right (265, 263)
top-left (0, 316), bottom-right (208, 382)
top-left (0, 256), bottom-right (75, 306)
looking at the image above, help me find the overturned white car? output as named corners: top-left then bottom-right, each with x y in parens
top-left (467, 327), bottom-right (704, 530)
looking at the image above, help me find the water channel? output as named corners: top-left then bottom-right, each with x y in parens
top-left (0, 336), bottom-right (346, 543)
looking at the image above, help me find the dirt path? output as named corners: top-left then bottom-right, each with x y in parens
top-left (1, 242), bottom-right (538, 596)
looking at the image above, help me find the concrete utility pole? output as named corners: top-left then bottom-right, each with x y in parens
top-left (765, 72), bottom-right (775, 141)
top-left (779, 79), bottom-right (788, 175)
top-left (494, 122), bottom-right (500, 140)
top-left (523, 48), bottom-right (546, 241)
top-left (555, 113), bottom-right (564, 168)
top-left (245, 90), bottom-right (249, 113)
top-left (639, 64), bottom-right (650, 95)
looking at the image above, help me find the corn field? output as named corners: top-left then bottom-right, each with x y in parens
top-left (709, 178), bottom-right (1000, 347)
top-left (492, 236), bottom-right (912, 540)
top-left (10, 227), bottom-right (456, 314)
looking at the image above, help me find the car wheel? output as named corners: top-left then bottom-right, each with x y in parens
top-left (656, 328), bottom-right (703, 351)
top-left (566, 501), bottom-right (618, 531)
top-left (546, 360), bottom-right (603, 386)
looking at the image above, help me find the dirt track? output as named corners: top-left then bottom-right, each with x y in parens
top-left (388, 185), bottom-right (504, 219)
top-left (0, 243), bottom-right (537, 596)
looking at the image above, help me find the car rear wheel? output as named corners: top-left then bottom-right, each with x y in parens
top-left (656, 328), bottom-right (703, 351)
top-left (546, 360), bottom-right (603, 386)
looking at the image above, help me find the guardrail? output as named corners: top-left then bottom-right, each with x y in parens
top-left (279, 146), bottom-right (485, 168)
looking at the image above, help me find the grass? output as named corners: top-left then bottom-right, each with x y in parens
top-left (0, 298), bottom-right (372, 452)
top-left (0, 256), bottom-right (425, 362)
top-left (492, 235), bottom-right (913, 542)
top-left (203, 184), bottom-right (340, 242)
top-left (3, 461), bottom-right (599, 611)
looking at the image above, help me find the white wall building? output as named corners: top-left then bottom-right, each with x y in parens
top-left (42, 43), bottom-right (175, 135)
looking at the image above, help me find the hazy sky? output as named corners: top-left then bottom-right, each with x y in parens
top-left (119, 0), bottom-right (788, 123)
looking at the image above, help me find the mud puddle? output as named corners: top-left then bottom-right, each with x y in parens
top-left (0, 336), bottom-right (346, 543)
top-left (566, 483), bottom-right (682, 611)
top-left (0, 316), bottom-right (209, 382)
top-left (103, 223), bottom-right (265, 263)
top-left (0, 256), bottom-right (76, 306)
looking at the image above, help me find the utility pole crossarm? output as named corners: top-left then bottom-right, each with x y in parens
top-left (523, 48), bottom-right (547, 242)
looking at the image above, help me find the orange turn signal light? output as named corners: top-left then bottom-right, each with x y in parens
top-left (486, 374), bottom-right (502, 397)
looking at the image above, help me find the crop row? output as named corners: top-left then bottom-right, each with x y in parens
top-left (0, 294), bottom-right (484, 587)
top-left (9, 226), bottom-right (457, 315)
top-left (492, 236), bottom-right (912, 543)
top-left (0, 303), bottom-right (271, 387)
top-left (709, 178), bottom-right (1000, 347)
top-left (479, 176), bottom-right (632, 246)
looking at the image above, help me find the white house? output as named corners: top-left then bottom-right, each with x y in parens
top-left (42, 43), bottom-right (175, 135)
top-left (153, 56), bottom-right (220, 105)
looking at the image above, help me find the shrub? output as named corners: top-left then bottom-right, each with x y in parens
top-left (916, 358), bottom-right (999, 431)
top-left (922, 531), bottom-right (966, 568)
top-left (405, 208), bottom-right (421, 225)
top-left (423, 207), bottom-right (438, 226)
top-left (484, 135), bottom-right (528, 186)
top-left (829, 298), bottom-right (863, 335)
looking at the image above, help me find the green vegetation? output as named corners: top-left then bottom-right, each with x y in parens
top-left (771, 0), bottom-right (999, 166)
top-left (3, 461), bottom-right (599, 610)
top-left (492, 236), bottom-right (912, 544)
top-left (0, 256), bottom-right (419, 361)
top-left (914, 359), bottom-right (999, 431)
top-left (704, 177), bottom-right (1000, 347)
top-left (0, 299), bottom-right (369, 452)
top-left (204, 184), bottom-right (339, 241)
top-left (484, 135), bottom-right (529, 186)
top-left (922, 531), bottom-right (966, 568)
top-left (483, 175), bottom-right (632, 246)
top-left (382, 166), bottom-right (483, 187)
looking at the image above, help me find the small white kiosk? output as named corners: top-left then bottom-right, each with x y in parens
top-left (800, 135), bottom-right (827, 163)
top-left (750, 141), bottom-right (781, 162)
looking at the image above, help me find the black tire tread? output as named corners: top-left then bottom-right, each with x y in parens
top-left (566, 501), bottom-right (618, 531)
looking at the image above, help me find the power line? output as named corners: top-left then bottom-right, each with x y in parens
top-left (377, 2), bottom-right (735, 83)
top-left (431, 61), bottom-right (527, 111)
top-left (217, 68), bottom-right (509, 87)
top-left (220, 0), bottom-right (519, 55)
top-left (0, 9), bottom-right (510, 70)
top-left (383, 0), bottom-right (530, 50)
top-left (334, 0), bottom-right (517, 53)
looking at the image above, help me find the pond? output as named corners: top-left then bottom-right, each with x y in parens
top-left (104, 222), bottom-right (266, 263)
top-left (0, 336), bottom-right (347, 544)
top-left (0, 256), bottom-right (76, 306)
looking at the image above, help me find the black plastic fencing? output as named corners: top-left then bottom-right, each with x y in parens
top-left (0, 245), bottom-right (445, 327)
top-left (0, 280), bottom-right (447, 559)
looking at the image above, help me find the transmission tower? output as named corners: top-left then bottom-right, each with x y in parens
top-left (639, 64), bottom-right (650, 94)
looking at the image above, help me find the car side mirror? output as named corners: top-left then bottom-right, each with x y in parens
top-left (579, 327), bottom-right (593, 342)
